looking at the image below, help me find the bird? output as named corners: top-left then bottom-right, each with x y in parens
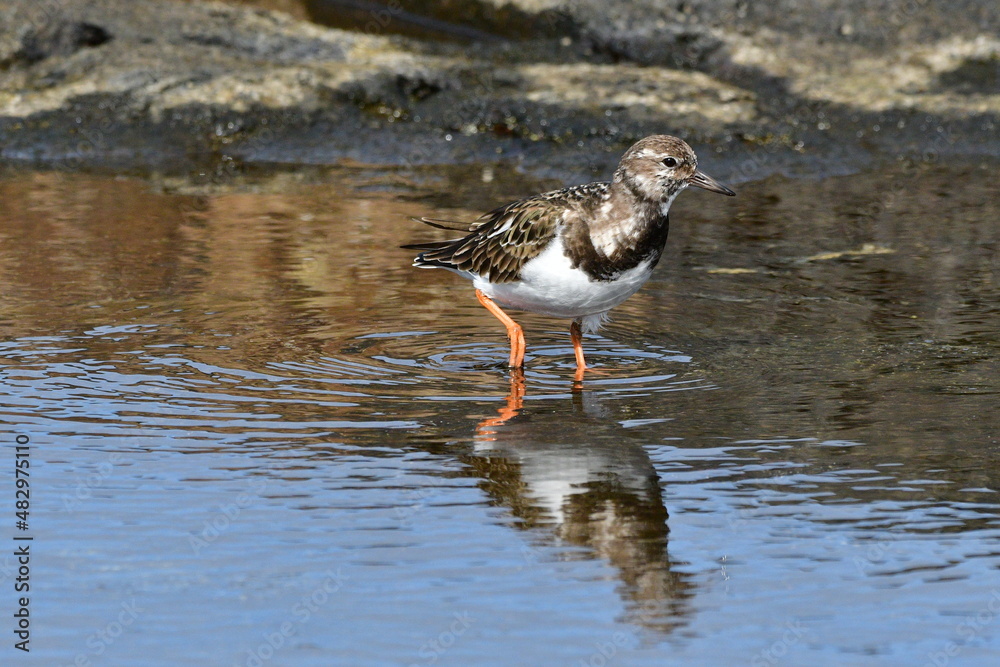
top-left (403, 135), bottom-right (735, 372)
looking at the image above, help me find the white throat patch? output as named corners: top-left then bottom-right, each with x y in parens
top-left (659, 184), bottom-right (686, 217)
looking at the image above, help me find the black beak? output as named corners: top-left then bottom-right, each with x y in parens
top-left (689, 169), bottom-right (736, 196)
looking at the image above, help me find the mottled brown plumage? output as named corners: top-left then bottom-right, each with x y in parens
top-left (406, 183), bottom-right (606, 283)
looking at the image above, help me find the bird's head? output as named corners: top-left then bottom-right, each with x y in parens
top-left (614, 135), bottom-right (735, 205)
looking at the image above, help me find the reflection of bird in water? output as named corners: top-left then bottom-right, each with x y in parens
top-left (468, 373), bottom-right (695, 633)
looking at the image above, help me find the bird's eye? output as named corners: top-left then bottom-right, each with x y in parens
top-left (662, 157), bottom-right (679, 168)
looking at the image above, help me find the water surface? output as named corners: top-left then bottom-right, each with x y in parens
top-left (1, 159), bottom-right (998, 665)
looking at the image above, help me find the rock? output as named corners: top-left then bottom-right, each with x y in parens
top-left (9, 20), bottom-right (113, 65)
top-left (0, 0), bottom-right (996, 183)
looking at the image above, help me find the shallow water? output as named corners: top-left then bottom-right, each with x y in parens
top-left (1, 158), bottom-right (998, 666)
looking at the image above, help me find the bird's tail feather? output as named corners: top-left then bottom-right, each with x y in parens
top-left (410, 216), bottom-right (473, 232)
top-left (400, 240), bottom-right (452, 251)
top-left (402, 217), bottom-right (471, 266)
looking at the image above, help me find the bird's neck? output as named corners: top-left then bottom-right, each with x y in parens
top-left (582, 182), bottom-right (668, 260)
top-left (560, 181), bottom-right (669, 280)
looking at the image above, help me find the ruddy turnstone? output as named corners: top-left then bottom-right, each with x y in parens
top-left (404, 135), bottom-right (735, 371)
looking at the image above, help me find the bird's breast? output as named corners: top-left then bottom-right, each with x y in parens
top-left (474, 237), bottom-right (656, 319)
top-left (566, 211), bottom-right (669, 282)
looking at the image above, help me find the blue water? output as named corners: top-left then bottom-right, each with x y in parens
top-left (1, 163), bottom-right (998, 665)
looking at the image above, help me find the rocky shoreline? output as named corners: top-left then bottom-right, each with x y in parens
top-left (0, 0), bottom-right (997, 183)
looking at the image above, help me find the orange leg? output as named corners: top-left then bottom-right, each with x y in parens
top-left (476, 289), bottom-right (526, 368)
top-left (570, 320), bottom-right (587, 372)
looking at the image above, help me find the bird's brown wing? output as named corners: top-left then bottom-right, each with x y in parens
top-left (405, 196), bottom-right (564, 283)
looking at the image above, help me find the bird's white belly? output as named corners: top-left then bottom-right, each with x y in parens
top-left (473, 237), bottom-right (654, 322)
